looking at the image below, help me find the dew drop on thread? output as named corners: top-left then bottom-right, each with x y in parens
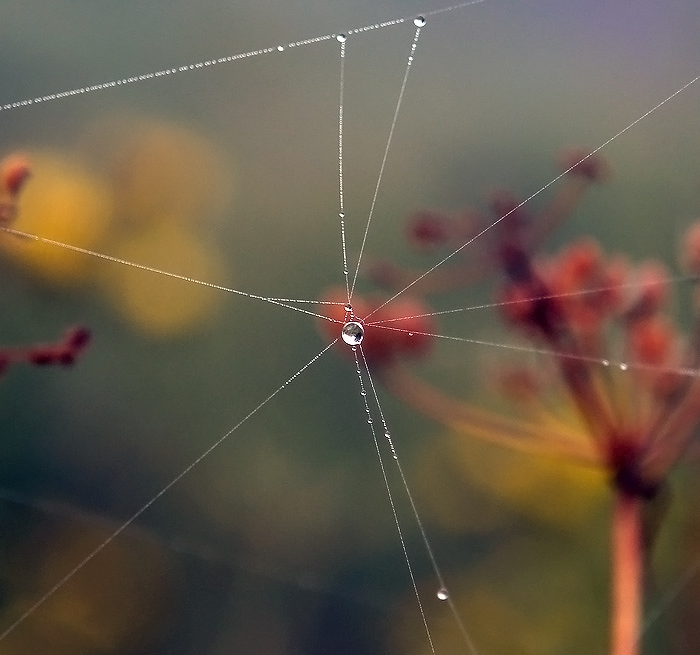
top-left (414, 16), bottom-right (426, 27)
top-left (342, 321), bottom-right (364, 345)
top-left (436, 587), bottom-right (449, 601)
top-left (336, 33), bottom-right (347, 43)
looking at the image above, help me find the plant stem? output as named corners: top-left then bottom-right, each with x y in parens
top-left (611, 491), bottom-right (644, 655)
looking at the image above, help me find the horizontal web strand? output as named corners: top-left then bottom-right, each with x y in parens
top-left (364, 272), bottom-right (700, 325)
top-left (367, 323), bottom-right (700, 379)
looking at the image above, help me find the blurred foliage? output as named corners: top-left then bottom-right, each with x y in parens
top-left (0, 504), bottom-right (175, 654)
top-left (1, 117), bottom-right (234, 338)
top-left (1, 0), bottom-right (699, 654)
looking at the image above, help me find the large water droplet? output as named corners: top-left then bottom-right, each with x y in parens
top-left (414, 16), bottom-right (426, 27)
top-left (342, 321), bottom-right (364, 345)
top-left (277, 45), bottom-right (285, 52)
top-left (601, 359), bottom-right (610, 367)
top-left (336, 33), bottom-right (347, 43)
top-left (619, 362), bottom-right (628, 371)
top-left (436, 587), bottom-right (449, 601)
top-left (344, 303), bottom-right (353, 313)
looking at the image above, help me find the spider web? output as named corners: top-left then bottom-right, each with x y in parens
top-left (1, 0), bottom-right (699, 653)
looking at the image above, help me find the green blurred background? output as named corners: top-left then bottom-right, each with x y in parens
top-left (1, 1), bottom-right (699, 653)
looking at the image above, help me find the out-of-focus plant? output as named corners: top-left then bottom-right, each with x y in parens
top-left (0, 116), bottom-right (234, 339)
top-left (0, 147), bottom-right (211, 654)
top-left (0, 153), bottom-right (91, 378)
top-left (318, 149), bottom-right (699, 654)
top-left (0, 512), bottom-right (175, 655)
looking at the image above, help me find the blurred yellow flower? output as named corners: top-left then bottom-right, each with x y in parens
top-left (84, 116), bottom-right (234, 227)
top-left (445, 429), bottom-right (607, 528)
top-left (1, 521), bottom-right (173, 655)
top-left (2, 115), bottom-right (235, 339)
top-left (99, 218), bottom-right (228, 338)
top-left (0, 150), bottom-right (113, 285)
top-left (390, 535), bottom-right (606, 655)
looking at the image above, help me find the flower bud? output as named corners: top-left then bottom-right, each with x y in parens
top-left (558, 148), bottom-right (611, 182)
top-left (1, 154), bottom-right (31, 197)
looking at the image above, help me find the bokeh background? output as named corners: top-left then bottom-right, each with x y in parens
top-left (1, 0), bottom-right (699, 653)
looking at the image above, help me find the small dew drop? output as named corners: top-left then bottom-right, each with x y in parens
top-left (336, 33), bottom-right (347, 43)
top-left (339, 212), bottom-right (345, 218)
top-left (601, 359), bottom-right (610, 367)
top-left (344, 303), bottom-right (353, 312)
top-left (342, 321), bottom-right (364, 345)
top-left (436, 587), bottom-right (449, 601)
top-left (408, 332), bottom-right (414, 337)
top-left (367, 418), bottom-right (373, 424)
top-left (384, 431), bottom-right (391, 439)
top-left (360, 390), bottom-right (367, 396)
top-left (392, 453), bottom-right (398, 460)
top-left (277, 45), bottom-right (285, 52)
top-left (619, 362), bottom-right (628, 371)
top-left (414, 15), bottom-right (426, 27)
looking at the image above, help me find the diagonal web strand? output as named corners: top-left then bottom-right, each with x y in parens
top-left (360, 347), bottom-right (481, 655)
top-left (362, 73), bottom-right (700, 321)
top-left (640, 558), bottom-right (700, 640)
top-left (0, 226), bottom-right (340, 320)
top-left (0, 3), bottom-right (488, 115)
top-left (0, 339), bottom-right (336, 641)
top-left (425, 0), bottom-right (486, 17)
top-left (349, 22), bottom-right (423, 298)
top-left (351, 346), bottom-right (436, 654)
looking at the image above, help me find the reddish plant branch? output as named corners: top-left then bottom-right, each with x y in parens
top-left (610, 491), bottom-right (644, 655)
top-left (0, 326), bottom-right (91, 378)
